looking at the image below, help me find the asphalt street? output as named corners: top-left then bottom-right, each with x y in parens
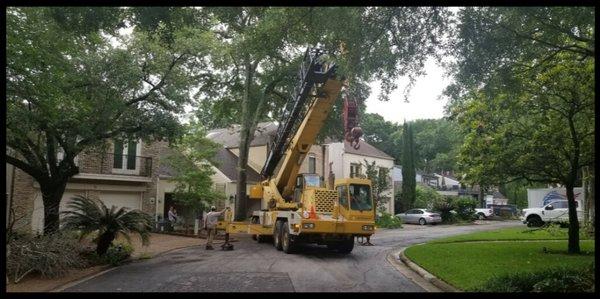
top-left (65, 220), bottom-right (522, 292)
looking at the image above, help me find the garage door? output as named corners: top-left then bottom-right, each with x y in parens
top-left (99, 191), bottom-right (142, 211)
top-left (32, 191), bottom-right (142, 234)
top-left (32, 190), bottom-right (86, 234)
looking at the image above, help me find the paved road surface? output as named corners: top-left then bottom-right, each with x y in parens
top-left (65, 220), bottom-right (521, 292)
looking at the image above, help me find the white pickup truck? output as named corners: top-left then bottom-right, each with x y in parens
top-left (520, 200), bottom-right (582, 227)
top-left (475, 208), bottom-right (494, 220)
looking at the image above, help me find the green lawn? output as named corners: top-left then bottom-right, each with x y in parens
top-left (430, 227), bottom-right (591, 243)
top-left (404, 228), bottom-right (595, 291)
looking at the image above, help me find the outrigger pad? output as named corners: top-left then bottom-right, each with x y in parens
top-left (221, 243), bottom-right (234, 251)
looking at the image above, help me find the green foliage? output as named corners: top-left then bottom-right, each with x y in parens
top-left (446, 7), bottom-right (594, 254)
top-left (400, 122), bottom-right (416, 210)
top-left (61, 195), bottom-right (154, 256)
top-left (166, 121), bottom-right (225, 218)
top-left (474, 263), bottom-right (595, 292)
top-left (6, 231), bottom-right (86, 283)
top-left (405, 240), bottom-right (595, 290)
top-left (413, 184), bottom-right (443, 210)
top-left (84, 241), bottom-right (134, 266)
top-left (6, 7), bottom-right (211, 234)
top-left (376, 212), bottom-right (403, 229)
top-left (453, 196), bottom-right (477, 221)
top-left (363, 159), bottom-right (391, 214)
top-left (499, 179), bottom-right (545, 209)
top-left (361, 113), bottom-right (402, 162)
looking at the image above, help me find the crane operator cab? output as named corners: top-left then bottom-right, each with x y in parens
top-left (293, 173), bottom-right (323, 203)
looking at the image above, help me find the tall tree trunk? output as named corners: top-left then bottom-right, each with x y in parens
top-left (589, 167), bottom-right (595, 233)
top-left (235, 56), bottom-right (255, 221)
top-left (565, 183), bottom-right (581, 254)
top-left (41, 180), bottom-right (68, 235)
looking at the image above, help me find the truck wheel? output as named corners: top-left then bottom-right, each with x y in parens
top-left (527, 216), bottom-right (543, 227)
top-left (419, 218), bottom-right (427, 225)
top-left (478, 213), bottom-right (485, 220)
top-left (281, 224), bottom-right (296, 254)
top-left (273, 220), bottom-right (283, 251)
top-left (337, 237), bottom-right (354, 254)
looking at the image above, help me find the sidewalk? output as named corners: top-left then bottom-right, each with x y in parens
top-left (7, 233), bottom-right (212, 292)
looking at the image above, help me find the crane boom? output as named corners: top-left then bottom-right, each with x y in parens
top-left (261, 48), bottom-right (341, 197)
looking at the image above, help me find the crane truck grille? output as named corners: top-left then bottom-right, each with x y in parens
top-left (314, 189), bottom-right (337, 213)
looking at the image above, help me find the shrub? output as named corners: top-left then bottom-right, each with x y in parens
top-left (473, 263), bottom-right (595, 292)
top-left (376, 212), bottom-right (403, 229)
top-left (61, 195), bottom-right (154, 255)
top-left (432, 196), bottom-right (455, 223)
top-left (6, 231), bottom-right (87, 283)
top-left (454, 196), bottom-right (477, 221)
top-left (84, 242), bottom-right (134, 266)
top-left (414, 185), bottom-right (443, 210)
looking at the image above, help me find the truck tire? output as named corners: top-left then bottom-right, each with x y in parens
top-left (477, 213), bottom-right (485, 220)
top-left (527, 215), bottom-right (544, 227)
top-left (273, 220), bottom-right (284, 251)
top-left (337, 237), bottom-right (354, 254)
top-left (419, 218), bottom-right (427, 225)
top-left (281, 224), bottom-right (297, 254)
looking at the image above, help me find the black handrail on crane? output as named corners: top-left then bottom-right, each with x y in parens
top-left (261, 48), bottom-right (337, 178)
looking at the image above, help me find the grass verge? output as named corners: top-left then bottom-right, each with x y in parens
top-left (429, 227), bottom-right (591, 243)
top-left (404, 227), bottom-right (595, 291)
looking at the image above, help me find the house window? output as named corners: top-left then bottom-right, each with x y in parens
top-left (350, 163), bottom-right (362, 178)
top-left (308, 154), bottom-right (316, 174)
top-left (113, 139), bottom-right (139, 173)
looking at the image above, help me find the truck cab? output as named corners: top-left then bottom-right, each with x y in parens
top-left (521, 200), bottom-right (582, 227)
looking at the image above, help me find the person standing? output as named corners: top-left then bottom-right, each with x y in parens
top-left (203, 206), bottom-right (229, 250)
top-left (168, 206), bottom-right (178, 231)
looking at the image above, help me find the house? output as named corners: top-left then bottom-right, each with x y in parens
top-left (325, 140), bottom-right (395, 213)
top-left (7, 121), bottom-right (397, 234)
top-left (7, 139), bottom-right (168, 234)
top-left (207, 121), bottom-right (395, 214)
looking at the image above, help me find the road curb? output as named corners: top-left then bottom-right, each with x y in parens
top-left (396, 246), bottom-right (460, 292)
top-left (50, 265), bottom-right (115, 292)
top-left (386, 250), bottom-right (442, 292)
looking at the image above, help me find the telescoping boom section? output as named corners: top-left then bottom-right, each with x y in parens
top-left (219, 48), bottom-right (376, 254)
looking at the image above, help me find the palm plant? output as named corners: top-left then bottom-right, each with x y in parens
top-left (61, 195), bottom-right (154, 255)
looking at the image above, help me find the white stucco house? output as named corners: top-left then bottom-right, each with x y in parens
top-left (325, 140), bottom-right (395, 214)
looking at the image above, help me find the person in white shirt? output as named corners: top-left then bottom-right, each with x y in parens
top-left (167, 206), bottom-right (178, 231)
top-left (203, 206), bottom-right (229, 250)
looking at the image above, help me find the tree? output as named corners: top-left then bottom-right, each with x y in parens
top-left (360, 113), bottom-right (402, 163)
top-left (400, 122), bottom-right (416, 210)
top-left (165, 122), bottom-right (225, 221)
top-left (6, 8), bottom-right (210, 234)
top-left (194, 7), bottom-right (452, 220)
top-left (61, 195), bottom-right (154, 255)
top-left (452, 54), bottom-right (594, 253)
top-left (446, 7), bottom-right (594, 254)
top-left (363, 160), bottom-right (391, 214)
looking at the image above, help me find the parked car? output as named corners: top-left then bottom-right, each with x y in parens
top-left (521, 200), bottom-right (582, 227)
top-left (396, 209), bottom-right (442, 225)
top-left (475, 208), bottom-right (494, 220)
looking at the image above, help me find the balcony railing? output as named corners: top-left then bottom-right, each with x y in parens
top-left (78, 153), bottom-right (153, 177)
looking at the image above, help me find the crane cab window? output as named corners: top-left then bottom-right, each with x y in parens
top-left (304, 174), bottom-right (321, 187)
top-left (337, 185), bottom-right (348, 208)
top-left (349, 184), bottom-right (372, 211)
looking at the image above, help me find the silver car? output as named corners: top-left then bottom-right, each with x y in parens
top-left (396, 209), bottom-right (442, 225)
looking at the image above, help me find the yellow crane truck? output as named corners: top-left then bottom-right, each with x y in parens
top-left (217, 48), bottom-right (375, 254)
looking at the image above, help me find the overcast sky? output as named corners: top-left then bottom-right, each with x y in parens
top-left (364, 57), bottom-right (452, 125)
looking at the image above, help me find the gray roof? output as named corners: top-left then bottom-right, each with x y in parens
top-left (207, 121), bottom-right (278, 148)
top-left (213, 147), bottom-right (262, 182)
top-left (342, 140), bottom-right (393, 160)
top-left (157, 145), bottom-right (262, 183)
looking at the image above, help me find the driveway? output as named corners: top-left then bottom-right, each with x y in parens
top-left (64, 220), bottom-right (522, 292)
